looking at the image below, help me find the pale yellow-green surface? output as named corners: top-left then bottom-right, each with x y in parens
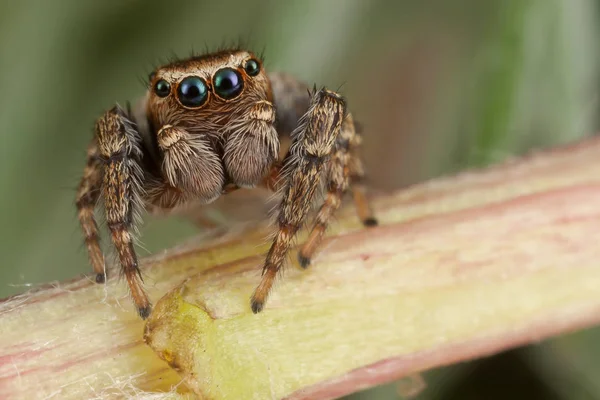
top-left (3, 137), bottom-right (600, 399)
top-left (144, 142), bottom-right (600, 398)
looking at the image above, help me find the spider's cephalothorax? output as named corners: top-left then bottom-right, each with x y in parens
top-left (75, 49), bottom-right (377, 319)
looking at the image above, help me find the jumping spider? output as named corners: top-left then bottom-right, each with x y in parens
top-left (76, 49), bottom-right (377, 319)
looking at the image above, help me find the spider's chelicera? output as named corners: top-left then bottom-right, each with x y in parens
top-left (75, 49), bottom-right (377, 319)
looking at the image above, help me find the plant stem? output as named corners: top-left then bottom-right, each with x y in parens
top-left (3, 137), bottom-right (600, 399)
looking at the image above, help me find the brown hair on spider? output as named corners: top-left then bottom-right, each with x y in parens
top-left (146, 50), bottom-right (278, 200)
top-left (75, 47), bottom-right (377, 319)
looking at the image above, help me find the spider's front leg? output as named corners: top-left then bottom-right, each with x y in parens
top-left (297, 113), bottom-right (378, 267)
top-left (251, 88), bottom-right (346, 313)
top-left (95, 106), bottom-right (150, 318)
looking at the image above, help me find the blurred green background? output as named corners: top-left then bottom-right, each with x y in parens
top-left (1, 0), bottom-right (599, 398)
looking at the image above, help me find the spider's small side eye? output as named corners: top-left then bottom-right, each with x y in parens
top-left (177, 76), bottom-right (208, 107)
top-left (213, 68), bottom-right (244, 100)
top-left (154, 79), bottom-right (171, 98)
top-left (244, 59), bottom-right (261, 77)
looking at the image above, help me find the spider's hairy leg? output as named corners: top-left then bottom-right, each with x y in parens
top-left (298, 115), bottom-right (378, 267)
top-left (251, 88), bottom-right (346, 313)
top-left (96, 106), bottom-right (151, 319)
top-left (269, 71), bottom-right (377, 227)
top-left (75, 138), bottom-right (106, 283)
top-left (348, 125), bottom-right (378, 227)
top-left (297, 114), bottom-right (354, 268)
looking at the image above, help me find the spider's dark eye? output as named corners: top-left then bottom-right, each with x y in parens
top-left (213, 68), bottom-right (243, 100)
top-left (177, 76), bottom-right (208, 107)
top-left (244, 59), bottom-right (261, 77)
top-left (154, 79), bottom-right (171, 98)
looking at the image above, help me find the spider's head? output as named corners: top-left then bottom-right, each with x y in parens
top-left (146, 49), bottom-right (271, 132)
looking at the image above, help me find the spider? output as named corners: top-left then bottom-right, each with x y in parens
top-left (75, 48), bottom-right (377, 319)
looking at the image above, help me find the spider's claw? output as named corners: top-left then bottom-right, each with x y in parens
top-left (95, 273), bottom-right (106, 284)
top-left (250, 298), bottom-right (264, 314)
top-left (297, 253), bottom-right (311, 269)
top-left (138, 305), bottom-right (152, 320)
top-left (251, 267), bottom-right (276, 313)
top-left (363, 217), bottom-right (378, 227)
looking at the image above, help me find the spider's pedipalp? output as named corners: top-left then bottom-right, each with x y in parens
top-left (224, 100), bottom-right (279, 188)
top-left (157, 125), bottom-right (224, 203)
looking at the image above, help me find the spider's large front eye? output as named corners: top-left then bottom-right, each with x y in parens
top-left (177, 76), bottom-right (208, 107)
top-left (154, 79), bottom-right (171, 98)
top-left (213, 68), bottom-right (243, 100)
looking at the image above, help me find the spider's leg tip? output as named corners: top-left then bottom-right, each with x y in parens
top-left (138, 305), bottom-right (153, 320)
top-left (95, 273), bottom-right (106, 284)
top-left (297, 253), bottom-right (311, 269)
top-left (363, 217), bottom-right (378, 227)
top-left (250, 298), bottom-right (264, 314)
